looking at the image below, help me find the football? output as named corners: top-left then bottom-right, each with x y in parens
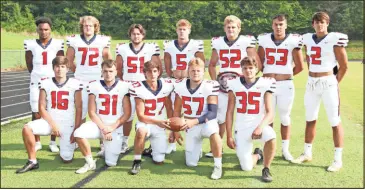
top-left (168, 117), bottom-right (186, 132)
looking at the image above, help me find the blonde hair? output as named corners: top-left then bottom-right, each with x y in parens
top-left (79, 16), bottom-right (100, 34)
top-left (224, 15), bottom-right (241, 28)
top-left (188, 57), bottom-right (205, 69)
top-left (176, 19), bottom-right (191, 29)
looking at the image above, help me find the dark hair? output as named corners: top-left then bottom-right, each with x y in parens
top-left (35, 17), bottom-right (52, 28)
top-left (272, 14), bottom-right (288, 21)
top-left (128, 24), bottom-right (146, 37)
top-left (101, 59), bottom-right (117, 69)
top-left (312, 11), bottom-right (330, 24)
top-left (52, 56), bottom-right (69, 68)
top-left (240, 56), bottom-right (258, 68)
top-left (143, 61), bottom-right (160, 73)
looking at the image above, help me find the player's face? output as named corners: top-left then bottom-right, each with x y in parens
top-left (83, 21), bottom-right (95, 36)
top-left (312, 19), bottom-right (329, 34)
top-left (242, 65), bottom-right (258, 79)
top-left (224, 22), bottom-right (240, 39)
top-left (176, 26), bottom-right (191, 40)
top-left (36, 23), bottom-right (51, 40)
top-left (272, 19), bottom-right (287, 36)
top-left (145, 68), bottom-right (160, 82)
top-left (188, 65), bottom-right (204, 82)
top-left (53, 64), bottom-right (68, 78)
top-left (102, 66), bottom-right (117, 82)
top-left (130, 29), bottom-right (144, 44)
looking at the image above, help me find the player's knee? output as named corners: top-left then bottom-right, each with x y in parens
top-left (262, 126), bottom-right (276, 142)
top-left (280, 115), bottom-right (291, 126)
top-left (60, 152), bottom-right (74, 163)
top-left (152, 153), bottom-right (165, 163)
top-left (185, 152), bottom-right (199, 167)
top-left (329, 117), bottom-right (341, 127)
top-left (240, 160), bottom-right (253, 171)
top-left (73, 128), bottom-right (83, 138)
top-left (105, 161), bottom-right (117, 167)
top-left (136, 128), bottom-right (147, 139)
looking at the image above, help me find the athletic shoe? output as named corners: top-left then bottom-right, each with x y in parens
top-left (262, 167), bottom-right (273, 182)
top-left (327, 161), bottom-right (342, 172)
top-left (35, 142), bottom-right (42, 152)
top-left (75, 160), bottom-right (96, 174)
top-left (165, 143), bottom-right (176, 154)
top-left (130, 160), bottom-right (141, 175)
top-left (205, 151), bottom-right (213, 158)
top-left (211, 165), bottom-right (222, 180)
top-left (282, 151), bottom-right (294, 161)
top-left (16, 161), bottom-right (39, 174)
top-left (291, 153), bottom-right (312, 164)
top-left (120, 142), bottom-right (129, 154)
top-left (96, 149), bottom-right (105, 158)
top-left (254, 148), bottom-right (263, 164)
top-left (49, 143), bottom-right (59, 153)
top-left (142, 146), bottom-right (152, 158)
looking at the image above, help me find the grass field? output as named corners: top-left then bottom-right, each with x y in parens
top-left (1, 30), bottom-right (363, 69)
top-left (1, 62), bottom-right (363, 188)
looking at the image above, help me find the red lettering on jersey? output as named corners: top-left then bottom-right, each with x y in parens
top-left (99, 94), bottom-right (118, 115)
top-left (144, 97), bottom-right (166, 116)
top-left (164, 79), bottom-right (172, 83)
top-left (212, 37), bottom-right (220, 40)
top-left (51, 91), bottom-right (69, 110)
top-left (41, 77), bottom-right (48, 81)
top-left (219, 49), bottom-right (241, 68)
top-left (132, 81), bottom-right (141, 88)
top-left (78, 47), bottom-right (99, 66)
top-left (181, 96), bottom-right (204, 116)
top-left (310, 46), bottom-right (321, 65)
top-left (175, 79), bottom-right (183, 83)
top-left (206, 80), bottom-right (215, 84)
top-left (127, 57), bottom-right (145, 73)
top-left (42, 51), bottom-right (47, 65)
top-left (236, 91), bottom-right (261, 114)
top-left (176, 54), bottom-right (187, 70)
top-left (89, 80), bottom-right (97, 83)
top-left (265, 48), bottom-right (289, 65)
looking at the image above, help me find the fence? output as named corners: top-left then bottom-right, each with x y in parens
top-left (1, 50), bottom-right (26, 69)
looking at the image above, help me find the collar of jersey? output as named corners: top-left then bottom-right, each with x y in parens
top-left (174, 39), bottom-right (191, 52)
top-left (52, 77), bottom-right (69, 88)
top-left (129, 43), bottom-right (145, 54)
top-left (186, 79), bottom-right (203, 94)
top-left (224, 35), bottom-right (240, 47)
top-left (142, 79), bottom-right (162, 96)
top-left (312, 33), bottom-right (328, 44)
top-left (100, 80), bottom-right (119, 92)
top-left (81, 34), bottom-right (97, 45)
top-left (36, 38), bottom-right (53, 49)
top-left (270, 33), bottom-right (289, 46)
top-left (240, 77), bottom-right (259, 89)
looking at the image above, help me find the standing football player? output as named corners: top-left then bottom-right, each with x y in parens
top-left (257, 14), bottom-right (304, 161)
top-left (116, 24), bottom-right (161, 154)
top-left (172, 58), bottom-right (222, 180)
top-left (74, 60), bottom-right (131, 173)
top-left (16, 56), bottom-right (82, 174)
top-left (163, 19), bottom-right (205, 154)
top-left (207, 15), bottom-right (261, 157)
top-left (291, 12), bottom-right (348, 172)
top-left (128, 61), bottom-right (173, 175)
top-left (226, 57), bottom-right (277, 182)
top-left (24, 17), bottom-right (64, 153)
top-left (66, 16), bottom-right (112, 156)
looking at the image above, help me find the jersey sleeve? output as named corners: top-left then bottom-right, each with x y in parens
top-left (38, 78), bottom-right (50, 91)
top-left (266, 78), bottom-right (276, 94)
top-left (163, 40), bottom-right (172, 53)
top-left (86, 81), bottom-right (97, 95)
top-left (291, 34), bottom-right (303, 49)
top-left (207, 80), bottom-right (219, 96)
top-left (24, 40), bottom-right (34, 52)
top-left (152, 42), bottom-right (160, 56)
top-left (129, 81), bottom-right (141, 98)
top-left (334, 32), bottom-right (349, 47)
top-left (72, 79), bottom-right (83, 91)
top-left (115, 43), bottom-right (124, 56)
top-left (245, 35), bottom-right (257, 48)
top-left (302, 33), bottom-right (312, 47)
top-left (66, 35), bottom-right (76, 48)
top-left (103, 35), bottom-right (111, 48)
top-left (55, 39), bottom-right (65, 52)
top-left (211, 37), bottom-right (219, 50)
top-left (162, 78), bottom-right (174, 94)
top-left (173, 78), bottom-right (184, 95)
top-left (257, 33), bottom-right (268, 47)
top-left (195, 40), bottom-right (204, 53)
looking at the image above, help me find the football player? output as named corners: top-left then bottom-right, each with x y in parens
top-left (257, 14), bottom-right (305, 161)
top-left (74, 60), bottom-right (131, 174)
top-left (172, 58), bottom-right (222, 180)
top-left (116, 24), bottom-right (161, 154)
top-left (128, 61), bottom-right (173, 175)
top-left (207, 15), bottom-right (261, 157)
top-left (163, 19), bottom-right (205, 154)
top-left (226, 56), bottom-right (276, 182)
top-left (16, 56), bottom-right (82, 174)
top-left (24, 17), bottom-right (64, 153)
top-left (291, 12), bottom-right (349, 172)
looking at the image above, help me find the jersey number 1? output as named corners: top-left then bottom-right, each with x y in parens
top-left (51, 91), bottom-right (69, 110)
top-left (99, 94), bottom-right (118, 115)
top-left (127, 57), bottom-right (145, 73)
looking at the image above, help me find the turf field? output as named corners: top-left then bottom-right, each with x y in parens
top-left (1, 62), bottom-right (363, 188)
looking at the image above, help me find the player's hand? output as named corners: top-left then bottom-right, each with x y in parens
top-left (252, 126), bottom-right (263, 139)
top-left (181, 119), bottom-right (195, 130)
top-left (157, 119), bottom-right (170, 129)
top-left (70, 131), bottom-right (75, 143)
top-left (102, 126), bottom-right (114, 135)
top-left (51, 126), bottom-right (61, 137)
top-left (168, 131), bottom-right (176, 143)
top-left (227, 137), bottom-right (236, 149)
top-left (104, 133), bottom-right (113, 141)
top-left (173, 132), bottom-right (184, 145)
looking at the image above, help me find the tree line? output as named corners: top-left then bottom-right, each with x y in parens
top-left (1, 1), bottom-right (363, 40)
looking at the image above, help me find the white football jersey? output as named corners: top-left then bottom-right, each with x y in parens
top-left (87, 80), bottom-right (130, 131)
top-left (24, 39), bottom-right (64, 83)
top-left (211, 35), bottom-right (256, 75)
top-left (174, 78), bottom-right (219, 118)
top-left (66, 34), bottom-right (111, 81)
top-left (258, 33), bottom-right (303, 75)
top-left (129, 78), bottom-right (174, 120)
top-left (303, 32), bottom-right (348, 73)
top-left (39, 77), bottom-right (82, 125)
top-left (227, 77), bottom-right (276, 131)
top-left (116, 42), bottom-right (160, 81)
top-left (164, 39), bottom-right (204, 71)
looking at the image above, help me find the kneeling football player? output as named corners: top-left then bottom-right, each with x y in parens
top-left (16, 56), bottom-right (82, 174)
top-left (172, 58), bottom-right (222, 180)
top-left (129, 61), bottom-right (173, 175)
top-left (74, 60), bottom-right (131, 174)
top-left (226, 57), bottom-right (277, 183)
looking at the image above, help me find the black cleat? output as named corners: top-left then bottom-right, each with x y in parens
top-left (129, 160), bottom-right (141, 175)
top-left (254, 148), bottom-right (263, 164)
top-left (16, 160), bottom-right (39, 174)
top-left (142, 146), bottom-right (152, 158)
top-left (262, 167), bottom-right (273, 182)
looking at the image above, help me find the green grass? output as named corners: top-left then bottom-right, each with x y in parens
top-left (1, 62), bottom-right (363, 188)
top-left (1, 30), bottom-right (363, 69)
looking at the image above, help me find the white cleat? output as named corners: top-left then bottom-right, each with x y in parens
top-left (96, 149), bottom-right (105, 158)
top-left (75, 160), bottom-right (96, 174)
top-left (165, 143), bottom-right (176, 154)
top-left (291, 153), bottom-right (312, 164)
top-left (282, 151), bottom-right (294, 161)
top-left (35, 143), bottom-right (42, 152)
top-left (211, 165), bottom-right (222, 180)
top-left (49, 143), bottom-right (60, 153)
top-left (327, 161), bottom-right (342, 172)
top-left (205, 152), bottom-right (213, 158)
top-left (120, 142), bottom-right (129, 154)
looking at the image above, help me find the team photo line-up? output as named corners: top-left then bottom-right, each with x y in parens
top-left (15, 11), bottom-right (348, 183)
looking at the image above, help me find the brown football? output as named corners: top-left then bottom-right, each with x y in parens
top-left (168, 117), bottom-right (185, 132)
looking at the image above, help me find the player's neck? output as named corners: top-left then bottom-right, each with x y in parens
top-left (227, 35), bottom-right (238, 42)
top-left (273, 33), bottom-right (286, 41)
top-left (55, 76), bottom-right (67, 84)
top-left (177, 38), bottom-right (189, 47)
top-left (243, 77), bottom-right (256, 84)
top-left (189, 79), bottom-right (202, 89)
top-left (316, 31), bottom-right (328, 39)
top-left (132, 42), bottom-right (144, 50)
top-left (39, 37), bottom-right (51, 45)
top-left (104, 79), bottom-right (116, 87)
top-left (146, 80), bottom-right (158, 90)
top-left (84, 34), bottom-right (95, 41)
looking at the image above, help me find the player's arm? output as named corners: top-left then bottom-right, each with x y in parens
top-left (247, 47), bottom-right (262, 72)
top-left (226, 90), bottom-right (236, 149)
top-left (151, 55), bottom-right (163, 77)
top-left (25, 51), bottom-right (33, 73)
top-left (173, 94), bottom-right (182, 117)
top-left (66, 47), bottom-right (76, 73)
top-left (135, 98), bottom-right (168, 128)
top-left (304, 45), bottom-right (310, 69)
top-left (208, 49), bottom-right (219, 80)
top-left (257, 46), bottom-right (265, 72)
top-left (164, 52), bottom-right (173, 78)
top-left (116, 55), bottom-right (124, 80)
top-left (195, 52), bottom-right (205, 64)
top-left (114, 95), bottom-right (131, 129)
top-left (334, 46), bottom-right (348, 83)
top-left (165, 94), bottom-right (173, 118)
top-left (39, 89), bottom-right (60, 136)
top-left (102, 47), bottom-right (112, 61)
top-left (88, 94), bottom-right (106, 130)
top-left (70, 90), bottom-right (82, 143)
top-left (292, 48), bottom-right (304, 76)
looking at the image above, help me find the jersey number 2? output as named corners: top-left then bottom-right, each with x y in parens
top-left (144, 98), bottom-right (166, 116)
top-left (310, 47), bottom-right (321, 65)
top-left (78, 47), bottom-right (99, 66)
top-left (219, 49), bottom-right (241, 68)
top-left (235, 91), bottom-right (260, 114)
top-left (51, 91), bottom-right (69, 110)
